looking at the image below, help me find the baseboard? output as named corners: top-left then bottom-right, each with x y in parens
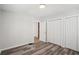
top-left (1, 42), bottom-right (34, 55)
top-left (1, 42), bottom-right (33, 51)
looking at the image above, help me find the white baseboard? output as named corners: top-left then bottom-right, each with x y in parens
top-left (1, 41), bottom-right (33, 51)
top-left (1, 44), bottom-right (27, 52)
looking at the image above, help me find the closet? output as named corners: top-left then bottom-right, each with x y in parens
top-left (47, 20), bottom-right (61, 46)
top-left (40, 16), bottom-right (79, 51)
top-left (40, 21), bottom-right (46, 42)
top-left (64, 17), bottom-right (77, 51)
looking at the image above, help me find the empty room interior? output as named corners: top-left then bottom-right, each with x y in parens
top-left (0, 4), bottom-right (79, 55)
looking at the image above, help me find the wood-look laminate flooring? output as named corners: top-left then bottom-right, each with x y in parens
top-left (1, 42), bottom-right (79, 55)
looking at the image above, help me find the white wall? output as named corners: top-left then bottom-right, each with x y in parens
top-left (0, 12), bottom-right (35, 51)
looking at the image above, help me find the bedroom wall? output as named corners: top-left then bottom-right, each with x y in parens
top-left (0, 12), bottom-right (35, 51)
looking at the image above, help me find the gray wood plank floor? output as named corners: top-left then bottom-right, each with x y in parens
top-left (1, 42), bottom-right (79, 55)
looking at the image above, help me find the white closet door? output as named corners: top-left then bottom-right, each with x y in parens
top-left (33, 22), bottom-right (38, 37)
top-left (40, 21), bottom-right (46, 42)
top-left (47, 20), bottom-right (61, 46)
top-left (60, 20), bottom-right (66, 47)
top-left (65, 17), bottom-right (77, 51)
top-left (78, 16), bottom-right (79, 51)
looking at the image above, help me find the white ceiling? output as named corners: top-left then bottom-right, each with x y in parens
top-left (0, 4), bottom-right (79, 19)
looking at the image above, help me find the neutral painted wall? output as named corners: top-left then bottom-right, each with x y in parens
top-left (0, 12), bottom-right (35, 51)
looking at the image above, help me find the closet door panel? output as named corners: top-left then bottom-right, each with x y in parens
top-left (47, 20), bottom-right (61, 45)
top-left (65, 17), bottom-right (77, 51)
top-left (78, 16), bottom-right (79, 51)
top-left (40, 21), bottom-right (46, 42)
top-left (47, 21), bottom-right (55, 43)
top-left (60, 20), bottom-right (66, 47)
top-left (33, 22), bottom-right (38, 37)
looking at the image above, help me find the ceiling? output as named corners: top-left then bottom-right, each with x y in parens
top-left (0, 4), bottom-right (79, 20)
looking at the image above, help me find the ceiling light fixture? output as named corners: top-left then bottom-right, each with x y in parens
top-left (40, 4), bottom-right (46, 8)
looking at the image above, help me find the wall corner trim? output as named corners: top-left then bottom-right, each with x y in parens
top-left (0, 49), bottom-right (2, 54)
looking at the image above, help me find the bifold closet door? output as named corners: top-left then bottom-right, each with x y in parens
top-left (65, 17), bottom-right (77, 51)
top-left (60, 20), bottom-right (66, 47)
top-left (47, 20), bottom-right (61, 46)
top-left (40, 21), bottom-right (46, 42)
top-left (78, 16), bottom-right (79, 51)
top-left (33, 22), bottom-right (38, 37)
